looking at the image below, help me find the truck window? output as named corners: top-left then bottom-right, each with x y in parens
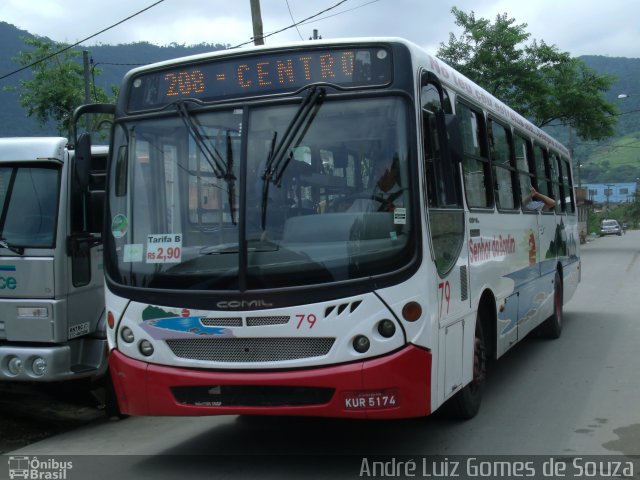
top-left (0, 165), bottom-right (59, 247)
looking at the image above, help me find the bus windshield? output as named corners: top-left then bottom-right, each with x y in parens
top-left (106, 95), bottom-right (415, 290)
top-left (0, 165), bottom-right (59, 249)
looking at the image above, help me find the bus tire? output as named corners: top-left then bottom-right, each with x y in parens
top-left (540, 271), bottom-right (563, 339)
top-left (446, 315), bottom-right (487, 420)
top-left (102, 373), bottom-right (128, 420)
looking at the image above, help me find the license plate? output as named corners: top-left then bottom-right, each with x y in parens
top-left (343, 389), bottom-right (399, 410)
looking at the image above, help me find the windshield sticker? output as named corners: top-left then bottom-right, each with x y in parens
top-left (111, 214), bottom-right (129, 238)
top-left (146, 233), bottom-right (182, 263)
top-left (393, 207), bottom-right (406, 225)
top-left (123, 244), bottom-right (143, 263)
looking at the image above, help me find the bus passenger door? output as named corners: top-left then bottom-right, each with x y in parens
top-left (420, 75), bottom-right (473, 402)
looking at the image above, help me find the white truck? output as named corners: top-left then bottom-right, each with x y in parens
top-left (0, 136), bottom-right (108, 385)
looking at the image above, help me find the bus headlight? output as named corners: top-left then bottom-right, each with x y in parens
top-left (377, 319), bottom-right (396, 338)
top-left (139, 340), bottom-right (154, 357)
top-left (120, 327), bottom-right (135, 343)
top-left (353, 335), bottom-right (370, 353)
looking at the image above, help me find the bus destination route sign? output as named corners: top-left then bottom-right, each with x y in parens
top-left (127, 47), bottom-right (392, 111)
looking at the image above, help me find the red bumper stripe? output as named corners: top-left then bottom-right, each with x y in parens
top-left (109, 345), bottom-right (431, 419)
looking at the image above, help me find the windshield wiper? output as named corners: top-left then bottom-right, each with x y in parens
top-left (225, 131), bottom-right (236, 225)
top-left (175, 101), bottom-right (237, 224)
top-left (0, 238), bottom-right (24, 255)
top-left (261, 85), bottom-right (326, 229)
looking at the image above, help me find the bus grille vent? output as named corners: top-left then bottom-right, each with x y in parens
top-left (165, 337), bottom-right (335, 362)
top-left (201, 317), bottom-right (243, 327)
top-left (324, 300), bottom-right (362, 318)
top-left (460, 265), bottom-right (469, 301)
top-left (0, 319), bottom-right (5, 339)
top-left (246, 316), bottom-right (290, 326)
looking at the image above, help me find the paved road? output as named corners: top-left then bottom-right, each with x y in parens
top-left (2, 231), bottom-right (640, 479)
top-left (0, 382), bottom-right (105, 454)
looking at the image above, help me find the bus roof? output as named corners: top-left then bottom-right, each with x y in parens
top-left (122, 36), bottom-right (569, 157)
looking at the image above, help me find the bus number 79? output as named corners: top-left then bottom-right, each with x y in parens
top-left (438, 281), bottom-right (451, 316)
top-left (296, 314), bottom-right (317, 329)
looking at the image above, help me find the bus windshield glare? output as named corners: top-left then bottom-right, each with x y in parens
top-left (107, 94), bottom-right (414, 290)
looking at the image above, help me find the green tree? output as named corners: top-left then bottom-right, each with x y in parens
top-left (437, 7), bottom-right (617, 141)
top-left (5, 37), bottom-right (115, 138)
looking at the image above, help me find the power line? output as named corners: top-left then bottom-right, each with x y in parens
top-left (230, 0), bottom-right (349, 49)
top-left (295, 0), bottom-right (380, 27)
top-left (262, 0), bottom-right (380, 41)
top-left (285, 0), bottom-right (304, 41)
top-left (0, 0), bottom-right (165, 82)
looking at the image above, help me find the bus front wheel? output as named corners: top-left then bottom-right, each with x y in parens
top-left (446, 315), bottom-right (487, 420)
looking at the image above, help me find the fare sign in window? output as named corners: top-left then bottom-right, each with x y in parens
top-left (146, 234), bottom-right (182, 264)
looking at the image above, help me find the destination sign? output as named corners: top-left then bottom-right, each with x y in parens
top-left (127, 47), bottom-right (392, 111)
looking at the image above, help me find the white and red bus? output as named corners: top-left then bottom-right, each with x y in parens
top-left (90, 37), bottom-right (580, 419)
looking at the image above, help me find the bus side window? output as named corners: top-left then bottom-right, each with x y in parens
top-left (457, 101), bottom-right (492, 209)
top-left (514, 133), bottom-right (534, 211)
top-left (420, 82), bottom-right (461, 208)
top-left (422, 109), bottom-right (440, 207)
top-left (549, 154), bottom-right (562, 213)
top-left (560, 157), bottom-right (575, 213)
top-left (421, 77), bottom-right (465, 276)
top-left (488, 118), bottom-right (517, 210)
top-left (533, 144), bottom-right (554, 209)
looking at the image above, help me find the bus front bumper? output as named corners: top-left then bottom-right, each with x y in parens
top-left (109, 345), bottom-right (431, 419)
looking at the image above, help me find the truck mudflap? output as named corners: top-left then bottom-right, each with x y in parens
top-left (0, 338), bottom-right (108, 381)
top-left (109, 344), bottom-right (432, 419)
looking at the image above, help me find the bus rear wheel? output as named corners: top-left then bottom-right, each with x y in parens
top-left (446, 315), bottom-right (487, 420)
top-left (540, 271), bottom-right (563, 339)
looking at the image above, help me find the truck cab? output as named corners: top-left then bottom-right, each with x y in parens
top-left (0, 137), bottom-right (107, 382)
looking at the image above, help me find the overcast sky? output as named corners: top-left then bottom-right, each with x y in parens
top-left (0, 0), bottom-right (638, 58)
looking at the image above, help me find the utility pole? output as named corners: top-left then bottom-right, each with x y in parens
top-left (250, 0), bottom-right (264, 46)
top-left (605, 183), bottom-right (614, 212)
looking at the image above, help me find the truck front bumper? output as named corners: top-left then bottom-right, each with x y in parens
top-left (0, 338), bottom-right (108, 382)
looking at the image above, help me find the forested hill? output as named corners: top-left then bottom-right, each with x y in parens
top-left (580, 55), bottom-right (640, 137)
top-left (0, 21), bottom-right (227, 135)
top-left (566, 56), bottom-right (640, 183)
top-left (0, 21), bottom-right (640, 182)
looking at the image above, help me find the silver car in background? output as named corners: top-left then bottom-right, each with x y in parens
top-left (600, 219), bottom-right (622, 236)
